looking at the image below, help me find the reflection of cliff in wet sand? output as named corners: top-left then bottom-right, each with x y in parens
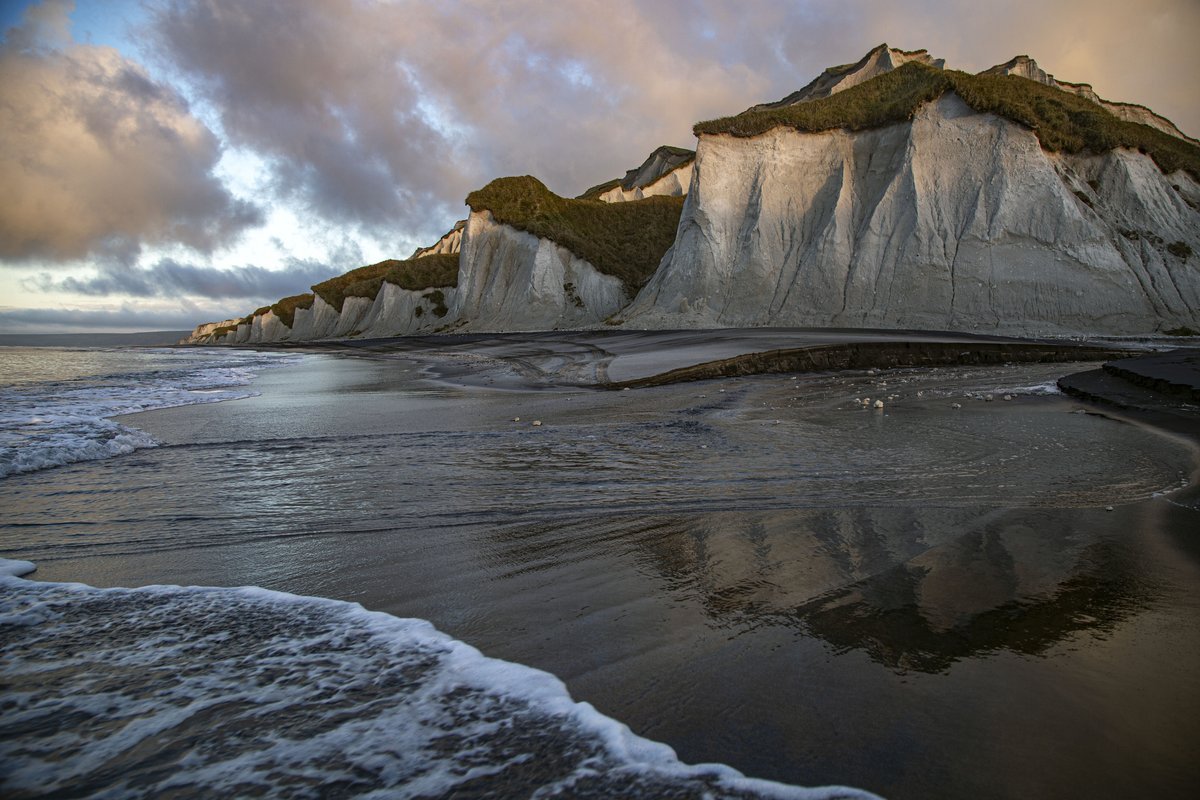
top-left (634, 508), bottom-right (1158, 674)
top-left (791, 524), bottom-right (1152, 673)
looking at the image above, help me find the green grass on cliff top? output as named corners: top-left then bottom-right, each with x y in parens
top-left (695, 62), bottom-right (1200, 179)
top-left (576, 178), bottom-right (623, 200)
top-left (467, 177), bottom-right (685, 292)
top-left (311, 254), bottom-right (459, 313)
top-left (270, 294), bottom-right (315, 328)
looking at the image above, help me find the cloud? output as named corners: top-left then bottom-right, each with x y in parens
top-left (0, 0), bottom-right (262, 263)
top-left (0, 301), bottom-right (234, 333)
top-left (27, 257), bottom-right (344, 301)
top-left (148, 0), bottom-right (770, 239)
top-left (149, 0), bottom-right (1200, 254)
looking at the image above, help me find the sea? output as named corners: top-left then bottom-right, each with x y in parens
top-left (1, 342), bottom-right (1198, 799)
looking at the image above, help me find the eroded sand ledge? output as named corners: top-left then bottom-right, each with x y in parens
top-left (206, 327), bottom-right (1145, 387)
top-left (201, 328), bottom-right (1200, 439)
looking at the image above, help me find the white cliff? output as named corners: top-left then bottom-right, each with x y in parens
top-left (357, 283), bottom-right (458, 338)
top-left (189, 284), bottom-right (460, 344)
top-left (598, 162), bottom-right (693, 203)
top-left (213, 310), bottom-right (291, 344)
top-left (982, 56), bottom-right (1196, 144)
top-left (182, 317), bottom-right (241, 343)
top-left (410, 220), bottom-right (465, 258)
top-left (450, 210), bottom-right (627, 331)
top-left (183, 44), bottom-right (1199, 345)
top-left (596, 145), bottom-right (695, 203)
top-left (748, 44), bottom-right (944, 111)
top-left (622, 93), bottom-right (1200, 336)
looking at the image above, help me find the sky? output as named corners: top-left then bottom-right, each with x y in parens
top-left (1, 0), bottom-right (1197, 334)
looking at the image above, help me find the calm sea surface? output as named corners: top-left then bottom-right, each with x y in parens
top-left (1, 343), bottom-right (1198, 799)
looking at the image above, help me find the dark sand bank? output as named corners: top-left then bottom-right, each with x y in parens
top-left (604, 340), bottom-right (1131, 389)
top-left (216, 327), bottom-right (1148, 388)
top-left (7, 330), bottom-right (1200, 799)
top-left (1059, 347), bottom-right (1200, 438)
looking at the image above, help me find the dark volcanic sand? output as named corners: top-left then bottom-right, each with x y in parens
top-left (3, 330), bottom-right (1198, 799)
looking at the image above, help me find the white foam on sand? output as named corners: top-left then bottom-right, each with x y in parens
top-left (0, 351), bottom-right (302, 478)
top-left (955, 381), bottom-right (1063, 402)
top-left (0, 561), bottom-right (876, 799)
top-left (0, 558), bottom-right (35, 577)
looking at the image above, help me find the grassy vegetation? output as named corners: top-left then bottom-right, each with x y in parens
top-left (576, 178), bottom-right (623, 200)
top-left (696, 63), bottom-right (949, 137)
top-left (422, 289), bottom-right (449, 317)
top-left (209, 323), bottom-right (239, 339)
top-left (1168, 241), bottom-right (1193, 259)
top-left (467, 176), bottom-right (685, 292)
top-left (824, 60), bottom-right (860, 77)
top-left (311, 254), bottom-right (459, 312)
top-left (270, 294), bottom-right (315, 328)
top-left (694, 62), bottom-right (1200, 180)
top-left (243, 306), bottom-right (270, 325)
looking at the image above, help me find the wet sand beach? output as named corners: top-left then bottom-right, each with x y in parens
top-left (3, 330), bottom-right (1199, 798)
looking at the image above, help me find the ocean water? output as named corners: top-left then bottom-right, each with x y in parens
top-left (0, 345), bottom-right (873, 799)
top-left (0, 560), bottom-right (865, 799)
top-left (2, 342), bottom-right (1198, 799)
top-left (0, 347), bottom-right (301, 478)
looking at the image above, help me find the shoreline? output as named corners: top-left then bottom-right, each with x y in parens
top-left (180, 327), bottom-right (1199, 442)
top-left (188, 325), bottom-right (1150, 383)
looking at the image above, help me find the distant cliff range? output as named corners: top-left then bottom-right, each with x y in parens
top-left (184, 45), bottom-right (1200, 344)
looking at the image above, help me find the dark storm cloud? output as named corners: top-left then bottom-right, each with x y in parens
top-left (0, 0), bottom-right (262, 263)
top-left (27, 257), bottom-right (344, 301)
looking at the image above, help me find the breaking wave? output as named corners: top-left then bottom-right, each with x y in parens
top-left (0, 561), bottom-right (873, 799)
top-left (0, 348), bottom-right (301, 478)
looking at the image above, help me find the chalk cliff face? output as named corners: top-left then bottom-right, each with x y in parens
top-left (623, 93), bottom-right (1200, 335)
top-left (182, 208), bottom-right (623, 343)
top-left (185, 43), bottom-right (1200, 345)
top-left (410, 220), bottom-right (465, 258)
top-left (210, 309), bottom-right (291, 344)
top-left (188, 318), bottom-right (241, 340)
top-left (288, 289), bottom-right (457, 340)
top-left (597, 145), bottom-right (695, 203)
top-left (450, 211), bottom-right (626, 331)
top-left (983, 56), bottom-right (1196, 144)
top-left (749, 44), bottom-right (944, 110)
top-left (598, 162), bottom-right (693, 203)
top-left (191, 285), bottom-right (459, 344)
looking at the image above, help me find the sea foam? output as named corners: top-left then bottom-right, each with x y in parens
top-left (0, 560), bottom-right (875, 799)
top-left (0, 349), bottom-right (301, 479)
